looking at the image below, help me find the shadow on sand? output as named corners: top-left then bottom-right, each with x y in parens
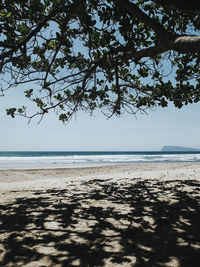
top-left (0, 178), bottom-right (200, 266)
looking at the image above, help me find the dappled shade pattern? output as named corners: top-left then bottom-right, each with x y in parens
top-left (0, 179), bottom-right (200, 266)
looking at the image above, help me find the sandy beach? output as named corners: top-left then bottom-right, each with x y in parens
top-left (0, 163), bottom-right (200, 266)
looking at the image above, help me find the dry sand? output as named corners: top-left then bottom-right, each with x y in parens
top-left (0, 163), bottom-right (200, 266)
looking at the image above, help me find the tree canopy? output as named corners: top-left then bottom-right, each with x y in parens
top-left (0, 0), bottom-right (200, 122)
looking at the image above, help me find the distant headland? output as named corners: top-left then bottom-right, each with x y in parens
top-left (162, 146), bottom-right (200, 152)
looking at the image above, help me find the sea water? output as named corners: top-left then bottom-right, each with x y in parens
top-left (0, 151), bottom-right (200, 169)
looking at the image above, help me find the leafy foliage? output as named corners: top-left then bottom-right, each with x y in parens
top-left (0, 0), bottom-right (200, 122)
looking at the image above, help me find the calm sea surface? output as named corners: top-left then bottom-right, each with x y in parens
top-left (0, 151), bottom-right (200, 169)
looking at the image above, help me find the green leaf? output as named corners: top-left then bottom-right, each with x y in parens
top-left (24, 89), bottom-right (33, 98)
top-left (6, 108), bottom-right (17, 118)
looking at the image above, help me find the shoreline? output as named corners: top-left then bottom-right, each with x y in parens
top-left (0, 160), bottom-right (200, 169)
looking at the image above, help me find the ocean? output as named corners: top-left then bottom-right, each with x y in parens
top-left (0, 151), bottom-right (200, 169)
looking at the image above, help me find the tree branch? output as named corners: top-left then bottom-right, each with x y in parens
top-left (126, 42), bottom-right (170, 60)
top-left (152, 0), bottom-right (200, 13)
top-left (116, 0), bottom-right (170, 38)
top-left (172, 35), bottom-right (200, 53)
top-left (125, 35), bottom-right (200, 60)
top-left (0, 4), bottom-right (75, 62)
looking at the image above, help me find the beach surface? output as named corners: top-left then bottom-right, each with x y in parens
top-left (0, 163), bottom-right (200, 266)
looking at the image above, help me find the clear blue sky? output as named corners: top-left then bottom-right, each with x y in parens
top-left (0, 86), bottom-right (200, 151)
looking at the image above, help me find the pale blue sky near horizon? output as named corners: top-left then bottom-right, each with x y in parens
top-left (0, 86), bottom-right (200, 151)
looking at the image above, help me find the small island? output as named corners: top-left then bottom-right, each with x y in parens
top-left (162, 146), bottom-right (200, 152)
